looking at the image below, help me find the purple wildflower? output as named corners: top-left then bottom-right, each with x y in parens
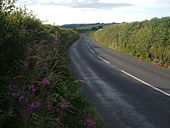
top-left (9, 85), bottom-right (19, 90)
top-left (27, 47), bottom-right (33, 53)
top-left (47, 105), bottom-right (53, 111)
top-left (19, 96), bottom-right (28, 103)
top-left (29, 102), bottom-right (42, 109)
top-left (28, 85), bottom-right (37, 92)
top-left (40, 84), bottom-right (46, 87)
top-left (24, 62), bottom-right (29, 68)
top-left (59, 102), bottom-right (70, 110)
top-left (28, 85), bottom-right (34, 89)
top-left (11, 92), bottom-right (20, 99)
top-left (43, 78), bottom-right (50, 84)
top-left (84, 118), bottom-right (95, 128)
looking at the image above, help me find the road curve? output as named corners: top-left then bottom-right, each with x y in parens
top-left (67, 34), bottom-right (170, 128)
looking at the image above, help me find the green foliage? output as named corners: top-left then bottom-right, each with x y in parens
top-left (0, 0), bottom-right (103, 128)
top-left (91, 17), bottom-right (170, 67)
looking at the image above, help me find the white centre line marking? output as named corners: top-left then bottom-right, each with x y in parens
top-left (120, 70), bottom-right (170, 96)
top-left (86, 40), bottom-right (110, 64)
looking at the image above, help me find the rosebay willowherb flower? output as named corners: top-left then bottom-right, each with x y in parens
top-left (11, 92), bottom-right (20, 99)
top-left (84, 118), bottom-right (95, 128)
top-left (19, 96), bottom-right (28, 103)
top-left (47, 105), bottom-right (53, 111)
top-left (24, 62), bottom-right (29, 68)
top-left (28, 85), bottom-right (37, 92)
top-left (9, 85), bottom-right (19, 90)
top-left (43, 78), bottom-right (50, 85)
top-left (28, 102), bottom-right (42, 109)
top-left (59, 102), bottom-right (70, 110)
top-left (27, 47), bottom-right (33, 53)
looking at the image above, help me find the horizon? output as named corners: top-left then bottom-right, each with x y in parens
top-left (17, 0), bottom-right (170, 25)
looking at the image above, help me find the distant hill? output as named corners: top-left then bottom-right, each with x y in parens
top-left (61, 23), bottom-right (118, 33)
top-left (61, 23), bottom-right (102, 28)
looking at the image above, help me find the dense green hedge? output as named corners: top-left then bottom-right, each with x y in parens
top-left (91, 17), bottom-right (170, 67)
top-left (0, 1), bottom-right (103, 128)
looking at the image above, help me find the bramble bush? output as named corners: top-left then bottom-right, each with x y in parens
top-left (0, 0), bottom-right (104, 128)
top-left (90, 17), bottom-right (170, 67)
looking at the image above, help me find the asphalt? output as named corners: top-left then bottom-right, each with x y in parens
top-left (67, 34), bottom-right (170, 128)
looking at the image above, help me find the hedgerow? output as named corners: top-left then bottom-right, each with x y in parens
top-left (90, 17), bottom-right (170, 67)
top-left (0, 0), bottom-right (103, 128)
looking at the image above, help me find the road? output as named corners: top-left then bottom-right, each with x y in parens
top-left (68, 34), bottom-right (170, 128)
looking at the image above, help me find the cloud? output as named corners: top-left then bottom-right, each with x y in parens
top-left (19, 0), bottom-right (133, 9)
top-left (17, 0), bottom-right (170, 25)
top-left (68, 1), bottom-right (133, 9)
top-left (18, 0), bottom-right (170, 8)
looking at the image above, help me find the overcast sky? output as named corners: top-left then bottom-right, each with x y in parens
top-left (18, 0), bottom-right (170, 25)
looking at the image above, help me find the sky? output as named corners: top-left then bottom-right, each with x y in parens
top-left (17, 0), bottom-right (170, 25)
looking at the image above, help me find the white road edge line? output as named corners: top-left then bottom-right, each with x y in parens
top-left (86, 41), bottom-right (95, 54)
top-left (90, 49), bottom-right (95, 54)
top-left (86, 40), bottom-right (169, 96)
top-left (120, 70), bottom-right (170, 96)
top-left (97, 56), bottom-right (110, 64)
top-left (86, 40), bottom-right (110, 64)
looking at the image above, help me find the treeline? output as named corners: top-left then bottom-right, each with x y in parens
top-left (91, 17), bottom-right (170, 67)
top-left (61, 23), bottom-right (102, 28)
top-left (0, 0), bottom-right (103, 128)
top-left (77, 25), bottom-right (103, 33)
top-left (62, 23), bottom-right (104, 33)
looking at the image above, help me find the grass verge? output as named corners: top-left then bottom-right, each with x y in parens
top-left (88, 17), bottom-right (170, 68)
